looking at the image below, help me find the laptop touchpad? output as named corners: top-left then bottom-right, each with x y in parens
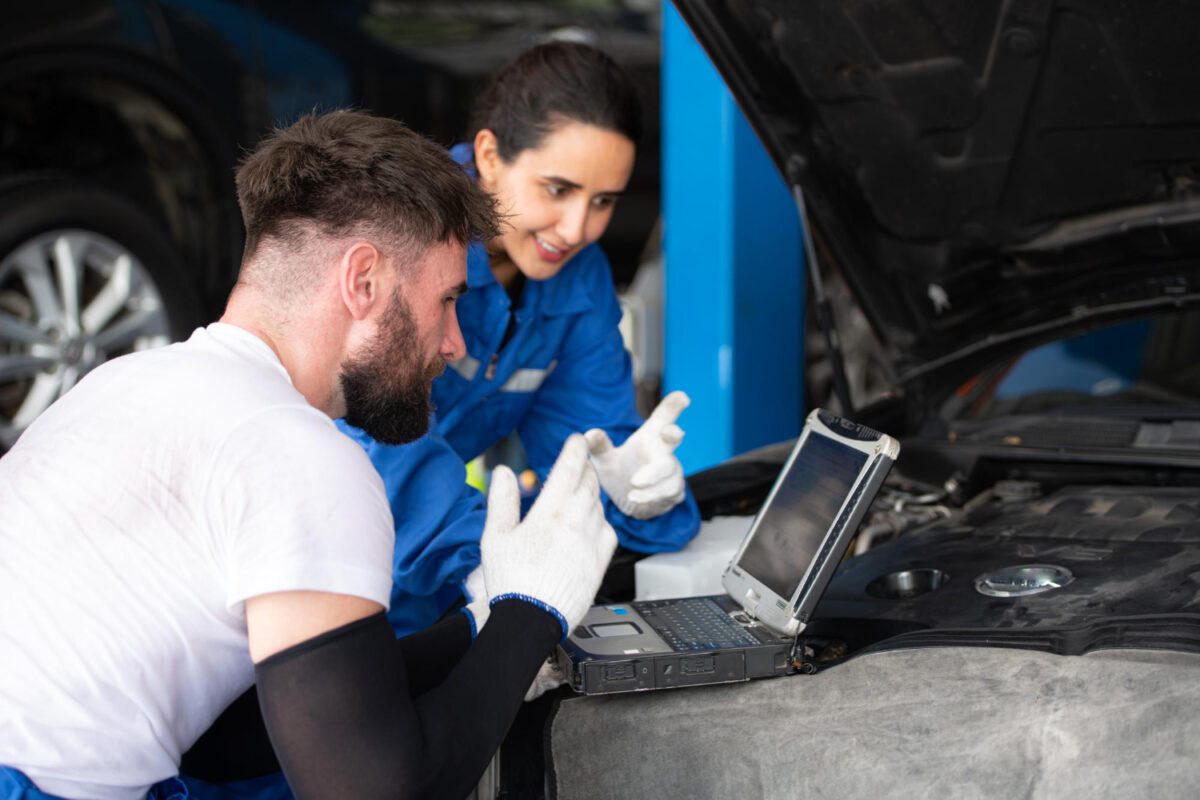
top-left (591, 622), bottom-right (643, 637)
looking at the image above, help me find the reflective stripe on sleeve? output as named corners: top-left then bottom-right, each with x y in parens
top-left (499, 360), bottom-right (557, 393)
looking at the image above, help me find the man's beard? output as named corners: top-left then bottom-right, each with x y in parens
top-left (340, 288), bottom-right (445, 445)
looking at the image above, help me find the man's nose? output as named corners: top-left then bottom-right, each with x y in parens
top-left (443, 305), bottom-right (466, 362)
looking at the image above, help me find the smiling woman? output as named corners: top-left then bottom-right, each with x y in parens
top-left (474, 121), bottom-right (636, 284)
top-left (466, 39), bottom-right (641, 286)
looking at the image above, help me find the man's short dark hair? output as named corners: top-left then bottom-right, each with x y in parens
top-left (236, 109), bottom-right (500, 263)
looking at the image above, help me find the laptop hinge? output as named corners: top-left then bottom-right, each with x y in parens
top-left (789, 624), bottom-right (818, 675)
top-left (741, 589), bottom-right (761, 620)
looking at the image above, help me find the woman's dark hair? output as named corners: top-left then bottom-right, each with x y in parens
top-left (470, 41), bottom-right (643, 161)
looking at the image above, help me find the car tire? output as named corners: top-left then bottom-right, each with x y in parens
top-left (0, 180), bottom-right (204, 449)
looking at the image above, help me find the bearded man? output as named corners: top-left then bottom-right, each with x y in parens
top-left (0, 110), bottom-right (616, 800)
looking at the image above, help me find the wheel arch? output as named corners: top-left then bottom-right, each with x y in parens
top-left (0, 46), bottom-right (247, 317)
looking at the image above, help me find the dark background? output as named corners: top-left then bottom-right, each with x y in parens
top-left (0, 0), bottom-right (663, 448)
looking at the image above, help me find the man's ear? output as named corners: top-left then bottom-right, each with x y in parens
top-left (474, 128), bottom-right (502, 189)
top-left (338, 241), bottom-right (385, 321)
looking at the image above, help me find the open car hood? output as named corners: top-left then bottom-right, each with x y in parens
top-left (673, 0), bottom-right (1200, 397)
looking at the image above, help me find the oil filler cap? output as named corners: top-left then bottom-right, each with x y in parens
top-left (975, 564), bottom-right (1074, 598)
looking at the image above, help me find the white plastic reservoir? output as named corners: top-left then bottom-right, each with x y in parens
top-left (634, 515), bottom-right (753, 601)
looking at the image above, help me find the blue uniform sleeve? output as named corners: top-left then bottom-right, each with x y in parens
top-left (336, 419), bottom-right (485, 637)
top-left (516, 254), bottom-right (700, 553)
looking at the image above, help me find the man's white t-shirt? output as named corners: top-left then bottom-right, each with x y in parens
top-left (0, 323), bottom-right (395, 800)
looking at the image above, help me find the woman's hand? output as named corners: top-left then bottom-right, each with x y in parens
top-left (584, 391), bottom-right (690, 520)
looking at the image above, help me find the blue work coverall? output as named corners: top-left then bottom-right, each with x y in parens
top-left (0, 766), bottom-right (293, 800)
top-left (339, 145), bottom-right (700, 637)
top-left (0, 769), bottom-right (193, 800)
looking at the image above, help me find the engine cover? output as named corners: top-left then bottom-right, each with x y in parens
top-left (812, 486), bottom-right (1200, 655)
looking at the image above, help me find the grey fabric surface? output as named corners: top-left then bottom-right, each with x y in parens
top-left (550, 647), bottom-right (1200, 799)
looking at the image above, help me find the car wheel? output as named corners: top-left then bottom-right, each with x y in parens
top-left (0, 181), bottom-right (203, 449)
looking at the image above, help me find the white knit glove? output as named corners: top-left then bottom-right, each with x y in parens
top-left (460, 564), bottom-right (489, 637)
top-left (524, 656), bottom-right (567, 702)
top-left (585, 391), bottom-right (690, 520)
top-left (482, 434), bottom-right (617, 639)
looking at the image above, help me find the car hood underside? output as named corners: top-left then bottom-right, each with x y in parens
top-left (673, 0), bottom-right (1200, 394)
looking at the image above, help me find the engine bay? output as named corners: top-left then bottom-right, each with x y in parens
top-left (689, 416), bottom-right (1200, 667)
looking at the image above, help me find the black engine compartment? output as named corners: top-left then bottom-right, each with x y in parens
top-left (687, 423), bottom-right (1200, 664)
top-left (814, 485), bottom-right (1200, 657)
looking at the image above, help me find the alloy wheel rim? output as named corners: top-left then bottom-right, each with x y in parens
top-left (0, 229), bottom-right (171, 447)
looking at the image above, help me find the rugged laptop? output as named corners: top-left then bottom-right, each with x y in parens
top-left (558, 409), bottom-right (900, 695)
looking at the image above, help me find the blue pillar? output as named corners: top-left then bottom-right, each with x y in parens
top-left (662, 2), bottom-right (805, 473)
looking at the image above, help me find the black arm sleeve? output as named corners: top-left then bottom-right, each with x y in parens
top-left (254, 600), bottom-right (560, 800)
top-left (394, 610), bottom-right (472, 696)
top-left (181, 612), bottom-right (473, 782)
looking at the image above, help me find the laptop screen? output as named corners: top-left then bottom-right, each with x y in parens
top-left (735, 432), bottom-right (868, 600)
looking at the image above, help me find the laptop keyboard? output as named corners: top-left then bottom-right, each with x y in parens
top-left (636, 597), bottom-right (763, 652)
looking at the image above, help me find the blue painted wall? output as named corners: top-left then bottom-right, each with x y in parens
top-left (995, 319), bottom-right (1154, 399)
top-left (662, 2), bottom-right (805, 473)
